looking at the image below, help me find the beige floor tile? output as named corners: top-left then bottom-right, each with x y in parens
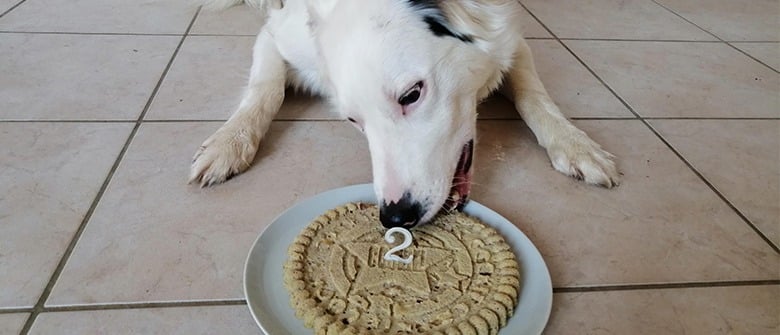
top-left (29, 306), bottom-right (257, 334)
top-left (0, 314), bottom-right (27, 335)
top-left (733, 42), bottom-right (780, 71)
top-left (190, 5), bottom-right (266, 36)
top-left (0, 0), bottom-right (196, 34)
top-left (567, 41), bottom-right (779, 118)
top-left (0, 123), bottom-right (132, 308)
top-left (518, 6), bottom-right (550, 39)
top-left (0, 34), bottom-right (179, 120)
top-left (146, 36), bottom-right (335, 121)
top-left (478, 40), bottom-right (632, 119)
top-left (656, 0), bottom-right (780, 41)
top-left (145, 36), bottom-right (255, 120)
top-left (47, 121), bottom-right (372, 305)
top-left (651, 120), bottom-right (780, 246)
top-left (471, 120), bottom-right (779, 286)
top-left (545, 285), bottom-right (780, 334)
top-left (522, 0), bottom-right (713, 40)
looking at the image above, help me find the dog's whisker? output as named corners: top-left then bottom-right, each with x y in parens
top-left (450, 180), bottom-right (474, 187)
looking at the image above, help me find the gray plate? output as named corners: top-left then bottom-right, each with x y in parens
top-left (244, 184), bottom-right (552, 334)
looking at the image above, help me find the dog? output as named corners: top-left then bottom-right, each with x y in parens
top-left (190, 0), bottom-right (620, 229)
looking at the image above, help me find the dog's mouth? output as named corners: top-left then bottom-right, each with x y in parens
top-left (443, 139), bottom-right (474, 212)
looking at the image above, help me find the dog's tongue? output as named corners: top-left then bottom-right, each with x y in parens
top-left (446, 139), bottom-right (474, 211)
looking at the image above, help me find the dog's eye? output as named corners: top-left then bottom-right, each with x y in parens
top-left (347, 117), bottom-right (357, 123)
top-left (398, 82), bottom-right (423, 106)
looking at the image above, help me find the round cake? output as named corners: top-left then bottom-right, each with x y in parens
top-left (283, 202), bottom-right (521, 335)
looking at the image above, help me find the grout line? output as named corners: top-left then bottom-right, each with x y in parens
top-left (149, 117), bottom-right (649, 121)
top-left (0, 308), bottom-right (33, 315)
top-left (146, 118), bottom-right (335, 122)
top-left (0, 120), bottom-right (138, 123)
top-left (643, 120), bottom-right (780, 253)
top-left (518, 2), bottom-right (780, 254)
top-left (478, 117), bottom-right (636, 121)
top-left (729, 41), bottom-right (780, 44)
top-left (0, 119), bottom-right (336, 123)
top-left (0, 31), bottom-right (183, 36)
top-left (521, 36), bottom-right (555, 40)
top-left (0, 0), bottom-right (25, 18)
top-left (649, 0), bottom-right (779, 74)
top-left (0, 300), bottom-right (245, 315)
top-left (188, 33), bottom-right (258, 37)
top-left (560, 38), bottom-right (778, 43)
top-left (642, 117), bottom-right (780, 120)
top-left (0, 117), bottom-right (777, 123)
top-left (728, 43), bottom-right (780, 73)
top-left (554, 280), bottom-right (780, 293)
top-left (131, 119), bottom-right (227, 122)
top-left (568, 117), bottom-right (649, 120)
top-left (559, 37), bottom-right (719, 43)
top-left (6, 280), bottom-right (779, 315)
top-left (16, 8), bottom-right (203, 335)
top-left (266, 119), bottom-right (337, 122)
top-left (517, 2), bottom-right (641, 120)
top-left (41, 299), bottom-right (246, 313)
top-left (0, 30), bottom-right (776, 43)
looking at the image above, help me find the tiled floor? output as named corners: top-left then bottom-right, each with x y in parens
top-left (0, 0), bottom-right (777, 334)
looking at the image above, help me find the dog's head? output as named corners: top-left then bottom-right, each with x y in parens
top-left (310, 0), bottom-right (517, 228)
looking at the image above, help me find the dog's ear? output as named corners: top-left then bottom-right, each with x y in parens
top-left (406, 0), bottom-right (473, 43)
top-left (409, 0), bottom-right (520, 50)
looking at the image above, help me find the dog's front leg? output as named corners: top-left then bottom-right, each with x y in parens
top-left (190, 30), bottom-right (286, 186)
top-left (502, 39), bottom-right (620, 187)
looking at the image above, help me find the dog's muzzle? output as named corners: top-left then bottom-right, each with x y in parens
top-left (444, 139), bottom-right (474, 212)
top-left (379, 139), bottom-right (474, 228)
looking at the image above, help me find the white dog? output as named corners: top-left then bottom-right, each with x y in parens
top-left (190, 0), bottom-right (619, 228)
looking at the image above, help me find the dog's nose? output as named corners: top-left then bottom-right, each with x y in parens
top-left (380, 194), bottom-right (423, 228)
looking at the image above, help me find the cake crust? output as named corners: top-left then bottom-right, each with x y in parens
top-left (283, 203), bottom-right (521, 335)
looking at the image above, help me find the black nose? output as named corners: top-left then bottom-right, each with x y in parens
top-left (380, 193), bottom-right (423, 228)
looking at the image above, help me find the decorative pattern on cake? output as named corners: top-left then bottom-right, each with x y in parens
top-left (283, 203), bottom-right (521, 335)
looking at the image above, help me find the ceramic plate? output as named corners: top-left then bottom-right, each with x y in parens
top-left (244, 184), bottom-right (552, 334)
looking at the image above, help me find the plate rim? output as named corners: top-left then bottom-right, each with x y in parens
top-left (244, 183), bottom-right (553, 334)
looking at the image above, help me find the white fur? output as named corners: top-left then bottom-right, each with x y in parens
top-left (191, 0), bottom-right (620, 223)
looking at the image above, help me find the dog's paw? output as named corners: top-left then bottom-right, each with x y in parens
top-left (189, 127), bottom-right (259, 187)
top-left (546, 130), bottom-right (620, 188)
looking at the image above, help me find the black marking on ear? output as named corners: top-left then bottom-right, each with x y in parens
top-left (406, 0), bottom-right (474, 43)
top-left (422, 16), bottom-right (473, 42)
